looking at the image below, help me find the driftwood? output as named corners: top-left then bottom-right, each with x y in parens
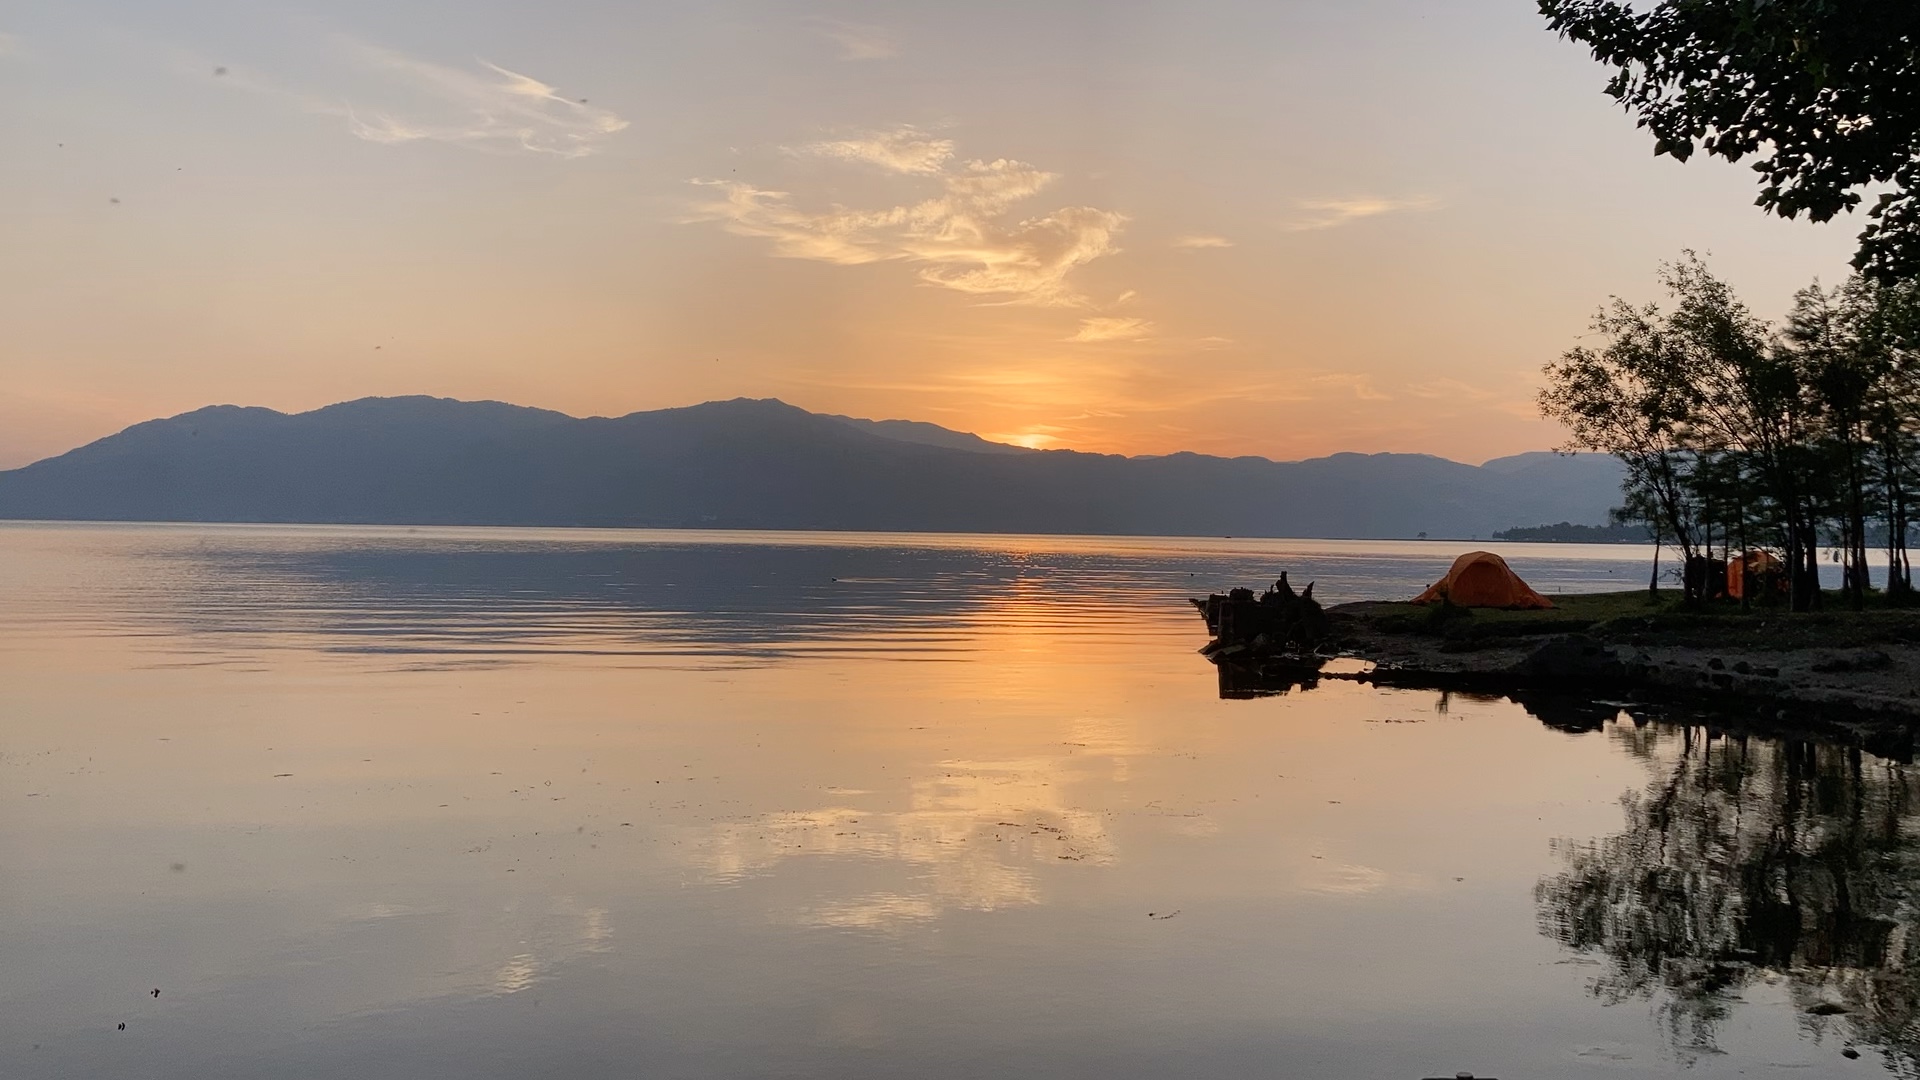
top-left (1191, 571), bottom-right (1330, 659)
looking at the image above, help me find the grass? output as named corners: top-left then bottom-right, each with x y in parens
top-left (1344, 589), bottom-right (1920, 651)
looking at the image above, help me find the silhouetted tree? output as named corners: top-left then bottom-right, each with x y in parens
top-left (1544, 255), bottom-right (1920, 610)
top-left (1845, 276), bottom-right (1920, 597)
top-left (1541, 268), bottom-right (1710, 599)
top-left (1541, 0), bottom-right (1920, 279)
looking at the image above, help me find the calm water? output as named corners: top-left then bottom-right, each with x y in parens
top-left (0, 523), bottom-right (1906, 1077)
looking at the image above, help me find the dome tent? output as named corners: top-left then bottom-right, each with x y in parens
top-left (1727, 549), bottom-right (1786, 600)
top-left (1411, 551), bottom-right (1554, 610)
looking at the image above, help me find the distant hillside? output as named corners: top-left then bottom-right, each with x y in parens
top-left (0, 396), bottom-right (1627, 539)
top-left (827, 414), bottom-right (1035, 455)
top-left (1493, 521), bottom-right (1649, 543)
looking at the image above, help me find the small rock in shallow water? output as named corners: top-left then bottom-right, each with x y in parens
top-left (1843, 1047), bottom-right (1861, 1059)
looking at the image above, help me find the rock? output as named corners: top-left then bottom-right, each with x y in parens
top-left (1708, 657), bottom-right (1726, 671)
top-left (1733, 660), bottom-right (1752, 675)
top-left (1844, 1047), bottom-right (1862, 1059)
top-left (1519, 635), bottom-right (1626, 684)
top-left (1813, 649), bottom-right (1894, 674)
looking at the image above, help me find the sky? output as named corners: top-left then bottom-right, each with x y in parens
top-left (0, 0), bottom-right (1867, 469)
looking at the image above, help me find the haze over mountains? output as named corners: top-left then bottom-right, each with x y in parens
top-left (0, 397), bottom-right (1627, 539)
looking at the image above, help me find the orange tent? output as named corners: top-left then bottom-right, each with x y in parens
top-left (1412, 551), bottom-right (1554, 609)
top-left (1726, 550), bottom-right (1786, 600)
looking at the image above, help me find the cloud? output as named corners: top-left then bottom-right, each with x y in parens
top-left (1287, 196), bottom-right (1437, 231)
top-left (1402, 377), bottom-right (1498, 401)
top-left (336, 45), bottom-right (627, 157)
top-left (799, 126), bottom-right (953, 175)
top-left (691, 133), bottom-right (1128, 306)
top-left (1067, 317), bottom-right (1153, 343)
top-left (1172, 234), bottom-right (1233, 249)
top-left (216, 39), bottom-right (627, 158)
top-left (815, 20), bottom-right (897, 60)
top-left (1310, 372), bottom-right (1390, 400)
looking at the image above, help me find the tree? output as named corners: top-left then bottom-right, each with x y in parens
top-left (1543, 255), bottom-right (1818, 604)
top-left (1550, 255), bottom-right (1920, 610)
top-left (1785, 281), bottom-right (1878, 608)
top-left (1612, 488), bottom-right (1678, 598)
top-left (1845, 276), bottom-right (1920, 597)
top-left (1647, 256), bottom-right (1836, 607)
top-left (1540, 0), bottom-right (1920, 280)
top-left (1541, 282), bottom-right (1710, 600)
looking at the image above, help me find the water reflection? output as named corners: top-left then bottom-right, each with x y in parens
top-left (0, 523), bottom-right (1662, 667)
top-left (1537, 723), bottom-right (1920, 1068)
top-left (1508, 692), bottom-right (1628, 734)
top-left (687, 758), bottom-right (1119, 931)
top-left (9, 523), bottom-right (1888, 1078)
top-left (1212, 656), bottom-right (1327, 699)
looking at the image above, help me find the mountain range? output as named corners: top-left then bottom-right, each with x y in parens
top-left (0, 396), bottom-right (1626, 539)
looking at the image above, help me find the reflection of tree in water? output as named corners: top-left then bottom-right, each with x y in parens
top-left (1536, 721), bottom-right (1920, 1067)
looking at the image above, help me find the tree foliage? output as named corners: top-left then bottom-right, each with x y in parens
top-left (1541, 254), bottom-right (1920, 608)
top-left (1540, 0), bottom-right (1920, 279)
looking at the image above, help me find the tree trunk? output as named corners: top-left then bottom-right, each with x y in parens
top-left (1850, 459), bottom-right (1869, 611)
top-left (1805, 522), bottom-right (1825, 610)
top-left (1738, 495), bottom-right (1750, 613)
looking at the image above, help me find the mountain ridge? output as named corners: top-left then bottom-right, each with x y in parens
top-left (0, 396), bottom-right (1626, 539)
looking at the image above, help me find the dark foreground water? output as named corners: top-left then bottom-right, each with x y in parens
top-left (0, 523), bottom-right (1908, 1078)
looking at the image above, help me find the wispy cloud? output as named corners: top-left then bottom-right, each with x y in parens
top-left (216, 39), bottom-right (627, 158)
top-left (1172, 234), bottom-right (1233, 249)
top-left (798, 126), bottom-right (953, 175)
top-left (336, 43), bottom-right (627, 157)
top-left (1402, 377), bottom-right (1498, 401)
top-left (814, 20), bottom-right (897, 60)
top-left (1286, 196), bottom-right (1437, 232)
top-left (690, 129), bottom-right (1127, 307)
top-left (1310, 372), bottom-right (1390, 400)
top-left (1067, 317), bottom-right (1153, 343)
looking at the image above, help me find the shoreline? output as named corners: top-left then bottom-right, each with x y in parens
top-left (1214, 590), bottom-right (1920, 754)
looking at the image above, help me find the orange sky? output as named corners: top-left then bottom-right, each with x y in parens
top-left (0, 1), bottom-right (1861, 469)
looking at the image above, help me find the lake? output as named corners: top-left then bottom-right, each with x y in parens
top-left (0, 522), bottom-right (1906, 1078)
